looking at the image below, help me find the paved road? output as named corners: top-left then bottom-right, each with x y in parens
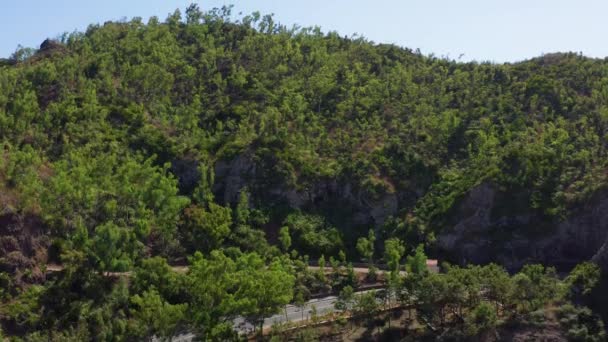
top-left (233, 294), bottom-right (340, 334)
top-left (308, 266), bottom-right (407, 276)
top-left (156, 290), bottom-right (376, 341)
top-left (308, 259), bottom-right (439, 275)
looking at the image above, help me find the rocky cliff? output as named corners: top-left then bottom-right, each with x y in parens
top-left (0, 208), bottom-right (49, 285)
top-left (436, 182), bottom-right (608, 271)
top-left (192, 152), bottom-right (608, 272)
top-left (212, 153), bottom-right (400, 228)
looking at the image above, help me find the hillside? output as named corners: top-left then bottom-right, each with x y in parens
top-left (0, 5), bottom-right (607, 341)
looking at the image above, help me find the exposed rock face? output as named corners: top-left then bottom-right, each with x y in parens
top-left (366, 192), bottom-right (399, 227)
top-left (211, 154), bottom-right (608, 271)
top-left (35, 39), bottom-right (67, 60)
top-left (591, 225), bottom-right (608, 269)
top-left (39, 39), bottom-right (62, 52)
top-left (0, 208), bottom-right (49, 284)
top-left (171, 157), bottom-right (200, 193)
top-left (212, 153), bottom-right (399, 227)
top-left (436, 182), bottom-right (608, 271)
top-left (213, 153), bottom-right (257, 204)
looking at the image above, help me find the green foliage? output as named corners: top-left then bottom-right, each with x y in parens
top-left (235, 190), bottom-right (251, 226)
top-left (186, 250), bottom-right (243, 338)
top-left (356, 229), bottom-right (375, 263)
top-left (404, 262), bottom-right (594, 339)
top-left (0, 285), bottom-right (43, 333)
top-left (406, 244), bottom-right (428, 276)
top-left (228, 188), bottom-right (273, 255)
top-left (41, 149), bottom-right (189, 239)
top-left (335, 285), bottom-right (354, 312)
top-left (186, 250), bottom-right (294, 339)
top-left (353, 291), bottom-right (379, 324)
top-left (181, 203), bottom-right (232, 253)
top-left (384, 237), bottom-right (405, 275)
top-left (130, 289), bottom-right (187, 340)
top-left (89, 222), bottom-right (139, 272)
top-left (558, 304), bottom-right (606, 342)
top-left (512, 264), bottom-right (559, 313)
top-left (293, 327), bottom-right (319, 342)
top-left (131, 256), bottom-right (185, 302)
top-left (565, 261), bottom-right (601, 300)
top-left (278, 226), bottom-right (291, 252)
top-left (238, 255), bottom-right (295, 330)
top-left (192, 162), bottom-right (215, 205)
top-left (465, 302), bottom-right (498, 336)
top-left (284, 212), bottom-right (343, 257)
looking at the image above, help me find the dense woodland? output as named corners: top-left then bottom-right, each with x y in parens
top-left (0, 5), bottom-right (607, 341)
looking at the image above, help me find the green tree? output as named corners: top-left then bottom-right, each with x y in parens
top-left (278, 226), bottom-right (291, 252)
top-left (131, 257), bottom-right (184, 302)
top-left (5, 5), bottom-right (608, 339)
top-left (185, 3), bottom-right (203, 24)
top-left (310, 304), bottom-right (319, 324)
top-left (354, 292), bottom-right (379, 328)
top-left (130, 289), bottom-right (187, 341)
top-left (557, 304), bottom-right (606, 342)
top-left (294, 290), bottom-right (306, 322)
top-left (1, 285), bottom-right (43, 334)
top-left (406, 244), bottom-right (428, 276)
top-left (415, 273), bottom-right (450, 326)
top-left (356, 229), bottom-right (375, 264)
top-left (509, 273), bottom-right (535, 314)
top-left (479, 263), bottom-right (512, 315)
top-left (335, 285), bottom-right (354, 313)
top-left (192, 162), bottom-right (215, 205)
top-left (465, 302), bottom-right (498, 337)
top-left (357, 230), bottom-right (376, 282)
top-left (90, 223), bottom-right (138, 274)
top-left (186, 251), bottom-right (241, 339)
top-left (565, 261), bottom-right (601, 300)
top-left (284, 212), bottom-right (343, 257)
top-left (520, 264), bottom-right (559, 310)
top-left (235, 189), bottom-right (251, 225)
top-left (317, 254), bottom-right (327, 285)
top-left (508, 265), bottom-right (558, 315)
top-left (384, 238), bottom-right (405, 275)
top-left (230, 189), bottom-right (271, 254)
top-left (383, 238), bottom-right (405, 310)
top-left (236, 255), bottom-right (295, 334)
top-left (181, 203), bottom-right (232, 253)
top-left (345, 263), bottom-right (357, 289)
top-left (339, 250), bottom-right (347, 264)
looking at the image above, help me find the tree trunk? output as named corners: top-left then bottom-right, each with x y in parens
top-left (259, 319), bottom-right (264, 337)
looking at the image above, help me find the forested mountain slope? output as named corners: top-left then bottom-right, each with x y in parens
top-left (1, 5), bottom-right (608, 340)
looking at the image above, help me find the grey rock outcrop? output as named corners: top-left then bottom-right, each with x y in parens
top-left (212, 153), bottom-right (399, 227)
top-left (436, 182), bottom-right (608, 271)
top-left (214, 153), bottom-right (257, 204)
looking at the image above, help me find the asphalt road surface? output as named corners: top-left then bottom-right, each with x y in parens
top-left (155, 290), bottom-right (375, 341)
top-left (233, 294), bottom-right (342, 334)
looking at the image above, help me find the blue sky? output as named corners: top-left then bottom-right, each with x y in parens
top-left (2, 0), bottom-right (607, 62)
